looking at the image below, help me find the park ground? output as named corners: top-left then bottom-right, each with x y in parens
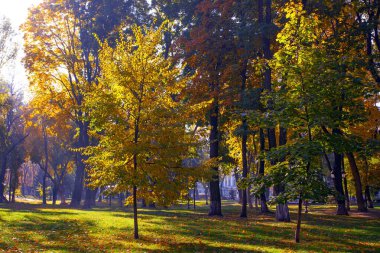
top-left (0, 200), bottom-right (379, 252)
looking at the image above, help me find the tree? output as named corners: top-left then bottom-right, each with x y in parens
top-left (25, 98), bottom-right (74, 206)
top-left (22, 0), bottom-right (149, 208)
top-left (270, 0), bottom-right (376, 215)
top-left (180, 0), bottom-right (241, 217)
top-left (253, 1), bottom-right (333, 242)
top-left (0, 83), bottom-right (27, 202)
top-left (85, 22), bottom-right (201, 239)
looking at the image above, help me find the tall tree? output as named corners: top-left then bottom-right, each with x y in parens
top-left (180, 1), bottom-right (230, 216)
top-left (23, 0), bottom-right (149, 208)
top-left (0, 83), bottom-right (27, 202)
top-left (85, 22), bottom-right (202, 239)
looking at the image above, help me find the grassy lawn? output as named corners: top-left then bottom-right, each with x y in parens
top-left (0, 200), bottom-right (379, 252)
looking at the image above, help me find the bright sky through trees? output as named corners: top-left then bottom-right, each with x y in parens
top-left (0, 0), bottom-right (42, 99)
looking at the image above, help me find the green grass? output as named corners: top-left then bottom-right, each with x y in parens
top-left (0, 200), bottom-right (379, 252)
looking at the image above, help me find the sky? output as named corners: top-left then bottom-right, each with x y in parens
top-left (0, 0), bottom-right (43, 100)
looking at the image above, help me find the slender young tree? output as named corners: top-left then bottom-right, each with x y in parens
top-left (85, 22), bottom-right (202, 239)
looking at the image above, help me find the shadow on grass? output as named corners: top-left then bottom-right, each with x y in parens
top-left (117, 205), bottom-right (380, 252)
top-left (0, 202), bottom-right (79, 216)
top-left (5, 215), bottom-right (114, 252)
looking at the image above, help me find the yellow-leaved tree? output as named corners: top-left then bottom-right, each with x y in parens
top-left (85, 21), bottom-right (203, 239)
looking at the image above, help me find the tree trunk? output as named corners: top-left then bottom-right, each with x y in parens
top-left (261, 0), bottom-right (276, 149)
top-left (342, 154), bottom-right (350, 211)
top-left (71, 153), bottom-right (85, 207)
top-left (248, 187), bottom-right (253, 209)
top-left (82, 124), bottom-right (96, 209)
top-left (60, 184), bottom-right (66, 205)
top-left (42, 124), bottom-right (49, 205)
top-left (346, 152), bottom-right (367, 212)
top-left (332, 152), bottom-right (348, 215)
top-left (71, 121), bottom-right (89, 207)
top-left (0, 155), bottom-right (8, 203)
top-left (52, 184), bottom-right (58, 205)
top-left (275, 127), bottom-right (290, 221)
top-left (119, 192), bottom-right (125, 207)
top-left (209, 102), bottom-right (222, 216)
top-left (366, 18), bottom-right (380, 84)
top-left (259, 128), bottom-right (269, 213)
top-left (295, 196), bottom-right (303, 243)
top-left (11, 184), bottom-right (16, 203)
top-left (193, 183), bottom-right (196, 210)
top-left (205, 185), bottom-right (208, 205)
top-left (365, 185), bottom-right (374, 208)
top-left (239, 54), bottom-right (249, 219)
top-left (97, 187), bottom-right (103, 203)
top-left (187, 191), bottom-right (190, 210)
top-left (133, 185), bottom-right (139, 239)
top-left (133, 115), bottom-right (139, 239)
top-left (42, 170), bottom-right (47, 205)
top-left (276, 202), bottom-right (290, 222)
top-left (83, 188), bottom-right (97, 209)
top-left (163, 31), bottom-right (172, 60)
top-left (8, 168), bottom-right (12, 202)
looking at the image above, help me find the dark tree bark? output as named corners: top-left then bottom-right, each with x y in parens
top-left (60, 184), bottom-right (67, 205)
top-left (42, 170), bottom-right (47, 205)
top-left (11, 184), bottom-right (16, 203)
top-left (83, 188), bottom-right (97, 209)
top-left (132, 106), bottom-right (140, 239)
top-left (205, 184), bottom-right (208, 205)
top-left (248, 187), bottom-right (254, 209)
top-left (342, 154), bottom-right (350, 211)
top-left (240, 61), bottom-right (248, 218)
top-left (332, 151), bottom-right (348, 215)
top-left (82, 122), bottom-right (97, 209)
top-left (275, 127), bottom-right (290, 222)
top-left (346, 152), bottom-right (367, 212)
top-left (52, 184), bottom-right (58, 205)
top-left (209, 101), bottom-right (222, 216)
top-left (163, 31), bottom-right (172, 60)
top-left (365, 185), bottom-right (374, 208)
top-left (258, 0), bottom-right (271, 215)
top-left (193, 183), bottom-right (196, 210)
top-left (0, 155), bottom-right (8, 203)
top-left (97, 187), bottom-right (103, 203)
top-left (42, 124), bottom-right (49, 205)
top-left (71, 152), bottom-right (85, 207)
top-left (365, 8), bottom-right (380, 84)
top-left (259, 128), bottom-right (269, 213)
top-left (119, 192), bottom-right (125, 207)
top-left (187, 190), bottom-right (191, 210)
top-left (364, 156), bottom-right (374, 208)
top-left (133, 185), bottom-right (138, 239)
top-left (71, 125), bottom-right (86, 207)
top-left (8, 170), bottom-right (12, 202)
top-left (295, 196), bottom-right (303, 243)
